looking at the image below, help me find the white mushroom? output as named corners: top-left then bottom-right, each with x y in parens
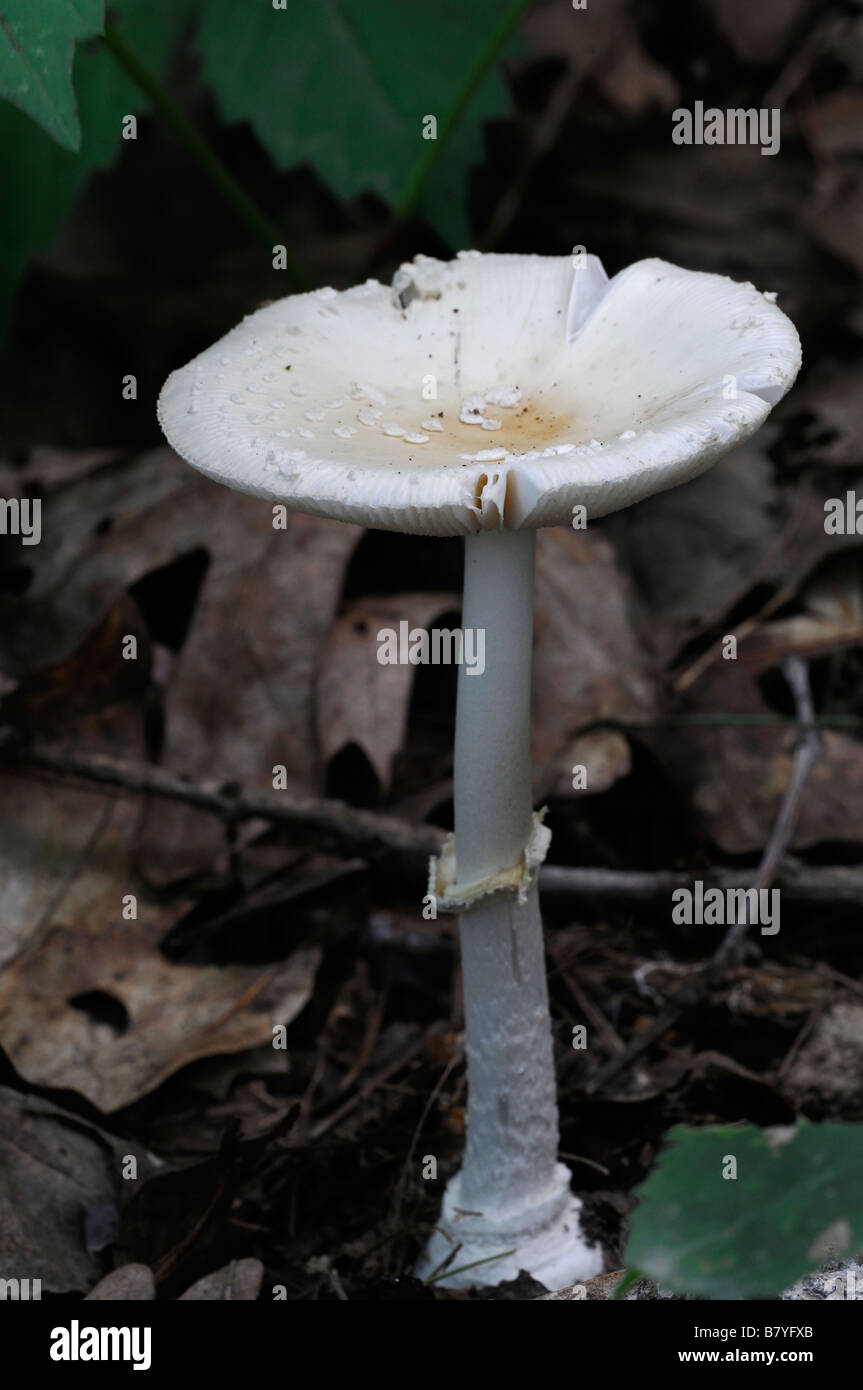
top-left (158, 251), bottom-right (801, 1291)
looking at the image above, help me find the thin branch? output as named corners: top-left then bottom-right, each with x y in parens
top-left (2, 718), bottom-right (859, 909)
top-left (547, 936), bottom-right (626, 1057)
top-left (617, 713), bottom-right (860, 730)
top-left (542, 863), bottom-right (863, 905)
top-left (585, 657), bottom-right (824, 1095)
top-left (101, 22), bottom-right (307, 289)
top-left (0, 726), bottom-right (439, 864)
top-left (672, 579), bottom-right (795, 694)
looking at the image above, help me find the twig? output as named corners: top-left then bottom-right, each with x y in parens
top-left (307, 1029), bottom-right (435, 1142)
top-left (762, 12), bottom-right (844, 110)
top-left (817, 964), bottom-right (863, 1003)
top-left (2, 724), bottom-right (861, 907)
top-left (672, 581), bottom-right (796, 694)
top-left (0, 726), bottom-right (439, 864)
top-left (547, 937), bottom-right (626, 1056)
top-left (387, 1050), bottom-right (462, 1271)
top-left (541, 863), bottom-right (863, 905)
top-left (715, 656), bottom-right (821, 965)
top-left (101, 22), bottom-right (307, 290)
top-left (619, 714), bottom-right (860, 729)
top-left (585, 657), bottom-right (824, 1095)
top-left (337, 987), bottom-right (388, 1093)
top-left (776, 1001), bottom-right (826, 1082)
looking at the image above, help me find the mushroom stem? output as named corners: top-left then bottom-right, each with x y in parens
top-left (453, 530), bottom-right (559, 1209)
top-left (418, 529), bottom-right (601, 1289)
top-left (453, 529), bottom-right (535, 886)
top-left (455, 885), bottom-right (561, 1214)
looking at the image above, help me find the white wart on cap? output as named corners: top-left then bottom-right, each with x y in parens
top-left (158, 252), bottom-right (801, 537)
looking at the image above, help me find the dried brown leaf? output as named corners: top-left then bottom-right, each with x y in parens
top-left (316, 591), bottom-right (458, 793)
top-left (652, 662), bottom-right (863, 854)
top-left (178, 1257), bottom-right (264, 1301)
top-left (0, 756), bottom-right (320, 1110)
top-left (0, 1087), bottom-right (121, 1292)
top-left (532, 527), bottom-right (654, 797)
top-left (703, 0), bottom-right (809, 63)
top-left (85, 1264), bottom-right (156, 1300)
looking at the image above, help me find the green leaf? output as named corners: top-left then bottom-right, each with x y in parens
top-left (0, 0), bottom-right (104, 151)
top-left (420, 116), bottom-right (486, 250)
top-left (627, 1121), bottom-right (863, 1299)
top-left (0, 0), bottom-right (199, 330)
top-left (197, 0), bottom-right (518, 246)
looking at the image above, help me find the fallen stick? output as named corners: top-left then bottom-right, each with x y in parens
top-left (0, 701), bottom-right (855, 907)
top-left (0, 725), bottom-right (440, 863)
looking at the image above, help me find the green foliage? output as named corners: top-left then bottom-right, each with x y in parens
top-left (0, 0), bottom-right (198, 330)
top-left (196, 0), bottom-right (518, 247)
top-left (627, 1120), bottom-right (863, 1299)
top-left (0, 0), bottom-right (104, 150)
top-left (0, 0), bottom-right (520, 329)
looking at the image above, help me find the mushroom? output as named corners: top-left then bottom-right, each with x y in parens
top-left (158, 252), bottom-right (801, 1290)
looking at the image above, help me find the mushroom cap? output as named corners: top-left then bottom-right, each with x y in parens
top-left (158, 252), bottom-right (801, 537)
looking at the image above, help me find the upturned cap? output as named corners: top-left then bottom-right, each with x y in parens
top-left (158, 251), bottom-right (801, 536)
